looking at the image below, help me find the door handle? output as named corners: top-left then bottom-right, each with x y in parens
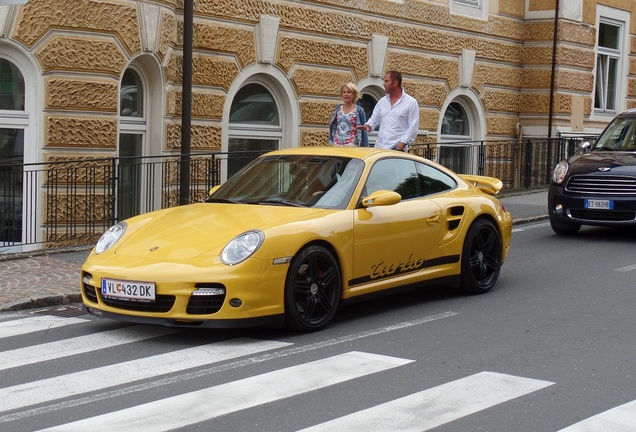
top-left (426, 214), bottom-right (440, 225)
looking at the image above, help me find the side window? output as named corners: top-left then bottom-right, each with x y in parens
top-left (416, 161), bottom-right (457, 195)
top-left (594, 20), bottom-right (623, 114)
top-left (365, 158), bottom-right (420, 199)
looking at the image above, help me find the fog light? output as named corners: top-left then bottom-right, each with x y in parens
top-left (192, 288), bottom-right (225, 296)
top-left (555, 203), bottom-right (564, 215)
top-left (229, 298), bottom-right (242, 307)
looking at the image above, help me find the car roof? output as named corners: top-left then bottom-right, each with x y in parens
top-left (617, 108), bottom-right (636, 117)
top-left (262, 146), bottom-right (402, 160)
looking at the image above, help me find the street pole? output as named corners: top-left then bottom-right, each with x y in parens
top-left (180, 0), bottom-right (193, 205)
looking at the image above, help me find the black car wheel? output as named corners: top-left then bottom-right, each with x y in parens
top-left (284, 245), bottom-right (341, 332)
top-left (460, 218), bottom-right (502, 294)
top-left (549, 215), bottom-right (581, 235)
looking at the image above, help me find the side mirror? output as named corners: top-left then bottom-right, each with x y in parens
top-left (362, 190), bottom-right (401, 207)
top-left (581, 141), bottom-right (591, 154)
top-left (208, 185), bottom-right (221, 196)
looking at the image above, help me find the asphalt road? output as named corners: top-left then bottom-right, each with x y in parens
top-left (1, 221), bottom-right (636, 431)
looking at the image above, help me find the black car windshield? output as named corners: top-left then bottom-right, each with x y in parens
top-left (208, 155), bottom-right (364, 209)
top-left (593, 117), bottom-right (636, 152)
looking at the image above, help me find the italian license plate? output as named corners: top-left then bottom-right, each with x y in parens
top-left (585, 199), bottom-right (614, 210)
top-left (101, 278), bottom-right (156, 302)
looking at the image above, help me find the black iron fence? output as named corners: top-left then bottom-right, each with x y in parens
top-left (0, 136), bottom-right (597, 253)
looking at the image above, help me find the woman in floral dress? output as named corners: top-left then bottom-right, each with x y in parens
top-left (328, 82), bottom-right (368, 147)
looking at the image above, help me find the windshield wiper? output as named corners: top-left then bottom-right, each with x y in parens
top-left (205, 197), bottom-right (240, 204)
top-left (245, 199), bottom-right (306, 207)
top-left (593, 146), bottom-right (615, 151)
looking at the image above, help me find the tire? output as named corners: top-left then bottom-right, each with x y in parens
top-left (460, 218), bottom-right (502, 294)
top-left (284, 245), bottom-right (341, 332)
top-left (549, 215), bottom-right (581, 235)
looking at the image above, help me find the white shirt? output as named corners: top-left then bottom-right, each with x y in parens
top-left (366, 89), bottom-right (419, 150)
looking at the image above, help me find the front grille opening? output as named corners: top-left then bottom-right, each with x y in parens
top-left (569, 209), bottom-right (636, 222)
top-left (187, 283), bottom-right (226, 315)
top-left (100, 294), bottom-right (176, 312)
top-left (566, 175), bottom-right (636, 195)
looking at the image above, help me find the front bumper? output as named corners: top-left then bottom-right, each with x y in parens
top-left (80, 253), bottom-right (289, 328)
top-left (548, 184), bottom-right (636, 226)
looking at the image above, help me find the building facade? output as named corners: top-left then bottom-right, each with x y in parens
top-left (0, 0), bottom-right (635, 250)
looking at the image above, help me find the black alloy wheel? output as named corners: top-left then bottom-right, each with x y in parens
top-left (284, 245), bottom-right (341, 332)
top-left (460, 218), bottom-right (502, 294)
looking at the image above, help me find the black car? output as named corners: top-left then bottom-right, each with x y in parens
top-left (548, 109), bottom-right (636, 235)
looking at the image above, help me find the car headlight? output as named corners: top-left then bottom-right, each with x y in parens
top-left (552, 161), bottom-right (568, 184)
top-left (95, 222), bottom-right (127, 254)
top-left (221, 230), bottom-right (264, 265)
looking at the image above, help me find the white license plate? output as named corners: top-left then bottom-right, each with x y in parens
top-left (585, 199), bottom-right (614, 210)
top-left (101, 278), bottom-right (156, 302)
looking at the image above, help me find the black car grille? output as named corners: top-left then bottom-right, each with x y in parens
top-left (569, 209), bottom-right (636, 222)
top-left (100, 294), bottom-right (176, 312)
top-left (186, 283), bottom-right (227, 315)
top-left (566, 175), bottom-right (636, 195)
top-left (83, 280), bottom-right (98, 303)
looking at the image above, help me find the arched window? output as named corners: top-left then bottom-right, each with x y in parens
top-left (228, 82), bottom-right (281, 176)
top-left (358, 85), bottom-right (384, 147)
top-left (118, 68), bottom-right (146, 220)
top-left (440, 101), bottom-right (473, 173)
top-left (0, 58), bottom-right (26, 246)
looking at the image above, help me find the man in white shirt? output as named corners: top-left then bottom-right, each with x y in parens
top-left (359, 71), bottom-right (419, 151)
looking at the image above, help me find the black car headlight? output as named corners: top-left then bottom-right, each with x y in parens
top-left (552, 161), bottom-right (568, 185)
top-left (95, 222), bottom-right (127, 254)
top-left (221, 230), bottom-right (264, 265)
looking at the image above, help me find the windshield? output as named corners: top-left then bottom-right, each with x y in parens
top-left (593, 117), bottom-right (636, 151)
top-left (209, 154), bottom-right (364, 209)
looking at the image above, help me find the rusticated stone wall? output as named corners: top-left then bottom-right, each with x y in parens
top-left (2, 0), bottom-right (636, 247)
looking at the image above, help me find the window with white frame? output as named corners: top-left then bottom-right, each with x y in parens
top-left (228, 82), bottom-right (281, 177)
top-left (118, 67), bottom-right (146, 220)
top-left (0, 57), bottom-right (27, 246)
top-left (594, 20), bottom-right (623, 114)
top-left (450, 0), bottom-right (486, 20)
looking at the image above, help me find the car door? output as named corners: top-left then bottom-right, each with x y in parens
top-left (350, 157), bottom-right (443, 291)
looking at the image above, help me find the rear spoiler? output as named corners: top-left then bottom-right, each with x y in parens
top-left (459, 175), bottom-right (503, 195)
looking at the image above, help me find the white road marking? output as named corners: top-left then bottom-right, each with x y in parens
top-left (297, 371), bottom-right (554, 431)
top-left (0, 338), bottom-right (291, 413)
top-left (557, 400), bottom-right (636, 431)
top-left (0, 326), bottom-right (177, 371)
top-left (615, 264), bottom-right (636, 272)
top-left (512, 222), bottom-right (550, 232)
top-left (0, 311), bottom-right (456, 424)
top-left (36, 351), bottom-right (413, 432)
top-left (0, 315), bottom-right (86, 339)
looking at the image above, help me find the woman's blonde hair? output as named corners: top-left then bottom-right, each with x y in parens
top-left (341, 82), bottom-right (361, 102)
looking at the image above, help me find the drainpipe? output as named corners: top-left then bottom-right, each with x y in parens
top-left (547, 0), bottom-right (560, 139)
top-left (180, 0), bottom-right (193, 205)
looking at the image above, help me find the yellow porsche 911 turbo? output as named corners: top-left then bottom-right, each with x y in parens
top-left (81, 146), bottom-right (512, 332)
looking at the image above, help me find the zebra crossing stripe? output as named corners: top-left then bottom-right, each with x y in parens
top-left (0, 325), bottom-right (177, 371)
top-left (0, 315), bottom-right (86, 339)
top-left (298, 371), bottom-right (554, 432)
top-left (557, 399), bottom-right (636, 431)
top-left (36, 351), bottom-right (414, 432)
top-left (0, 338), bottom-right (291, 413)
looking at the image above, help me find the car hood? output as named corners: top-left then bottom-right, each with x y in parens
top-left (568, 151), bottom-right (636, 176)
top-left (113, 203), bottom-right (328, 260)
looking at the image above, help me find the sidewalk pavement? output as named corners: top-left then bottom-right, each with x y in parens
top-left (0, 190), bottom-right (549, 312)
